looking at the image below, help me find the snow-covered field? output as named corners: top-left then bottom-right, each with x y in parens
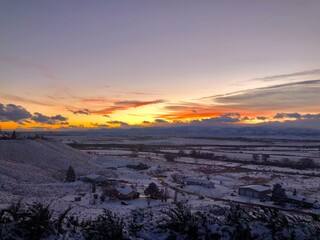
top-left (1, 135), bottom-right (320, 239)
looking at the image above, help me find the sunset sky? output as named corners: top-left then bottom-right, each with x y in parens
top-left (1, 1), bottom-right (320, 130)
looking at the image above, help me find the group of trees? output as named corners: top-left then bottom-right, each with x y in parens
top-left (1, 199), bottom-right (319, 239)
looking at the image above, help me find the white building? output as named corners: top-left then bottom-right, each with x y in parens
top-left (186, 178), bottom-right (215, 188)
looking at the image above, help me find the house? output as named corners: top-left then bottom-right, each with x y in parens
top-left (126, 162), bottom-right (149, 170)
top-left (80, 174), bottom-right (106, 183)
top-left (109, 186), bottom-right (140, 200)
top-left (186, 178), bottom-right (215, 188)
top-left (80, 174), bottom-right (118, 186)
top-left (287, 195), bottom-right (318, 208)
top-left (238, 185), bottom-right (271, 199)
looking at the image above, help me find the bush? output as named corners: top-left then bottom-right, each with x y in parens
top-left (81, 209), bottom-right (124, 240)
top-left (164, 153), bottom-right (176, 162)
top-left (272, 183), bottom-right (287, 206)
top-left (66, 165), bottom-right (76, 182)
top-left (144, 182), bottom-right (159, 198)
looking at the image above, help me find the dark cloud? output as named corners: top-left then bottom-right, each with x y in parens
top-left (303, 113), bottom-right (320, 119)
top-left (0, 103), bottom-right (32, 122)
top-left (274, 112), bottom-right (302, 119)
top-left (190, 113), bottom-right (241, 126)
top-left (212, 80), bottom-right (320, 112)
top-left (154, 119), bottom-right (168, 124)
top-left (31, 112), bottom-right (68, 125)
top-left (91, 123), bottom-right (109, 128)
top-left (251, 69), bottom-right (320, 82)
top-left (69, 109), bottom-right (90, 115)
top-left (107, 120), bottom-right (129, 127)
top-left (102, 114), bottom-right (110, 118)
top-left (257, 116), bottom-right (268, 120)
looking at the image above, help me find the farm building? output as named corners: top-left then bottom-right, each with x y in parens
top-left (287, 195), bottom-right (319, 208)
top-left (109, 186), bottom-right (140, 200)
top-left (238, 185), bottom-right (271, 199)
top-left (186, 178), bottom-right (215, 188)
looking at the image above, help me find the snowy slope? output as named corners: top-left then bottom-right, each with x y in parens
top-left (0, 140), bottom-right (95, 183)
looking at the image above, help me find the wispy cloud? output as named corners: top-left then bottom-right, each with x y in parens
top-left (80, 98), bottom-right (111, 104)
top-left (0, 93), bottom-right (55, 106)
top-left (92, 99), bottom-right (165, 114)
top-left (251, 69), bottom-right (320, 82)
top-left (211, 80), bottom-right (320, 112)
top-left (0, 53), bottom-right (59, 80)
top-left (68, 109), bottom-right (90, 115)
top-left (157, 102), bottom-right (231, 121)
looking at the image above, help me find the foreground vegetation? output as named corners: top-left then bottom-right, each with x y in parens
top-left (0, 199), bottom-right (319, 240)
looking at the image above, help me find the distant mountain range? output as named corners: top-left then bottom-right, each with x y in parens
top-left (88, 126), bottom-right (320, 138)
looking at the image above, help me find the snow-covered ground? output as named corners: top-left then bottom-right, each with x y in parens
top-left (1, 135), bottom-right (320, 223)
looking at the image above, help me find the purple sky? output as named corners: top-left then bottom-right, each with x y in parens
top-left (1, 1), bottom-right (320, 129)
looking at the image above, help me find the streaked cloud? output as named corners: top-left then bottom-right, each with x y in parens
top-left (211, 80), bottom-right (320, 112)
top-left (0, 93), bottom-right (54, 106)
top-left (68, 109), bottom-right (90, 115)
top-left (93, 99), bottom-right (165, 115)
top-left (0, 53), bottom-right (59, 80)
top-left (251, 69), bottom-right (320, 82)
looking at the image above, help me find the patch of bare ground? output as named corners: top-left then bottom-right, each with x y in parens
top-left (219, 166), bottom-right (255, 173)
top-left (193, 166), bottom-right (219, 174)
top-left (240, 176), bottom-right (272, 185)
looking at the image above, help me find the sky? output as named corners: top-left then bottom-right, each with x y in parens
top-left (1, 1), bottom-right (320, 130)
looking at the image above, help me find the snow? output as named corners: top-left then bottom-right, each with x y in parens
top-left (1, 135), bottom-right (320, 238)
top-left (116, 185), bottom-right (135, 195)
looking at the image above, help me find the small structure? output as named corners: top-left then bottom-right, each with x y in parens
top-left (80, 174), bottom-right (118, 186)
top-left (238, 185), bottom-right (271, 199)
top-left (110, 186), bottom-right (140, 200)
top-left (126, 162), bottom-right (149, 170)
top-left (80, 174), bottom-right (106, 183)
top-left (186, 178), bottom-right (215, 188)
top-left (287, 195), bottom-right (318, 208)
top-left (74, 196), bottom-right (81, 202)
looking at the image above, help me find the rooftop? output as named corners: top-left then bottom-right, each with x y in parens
top-left (116, 186), bottom-right (135, 195)
top-left (239, 185), bottom-right (271, 192)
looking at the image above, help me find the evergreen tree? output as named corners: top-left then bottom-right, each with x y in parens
top-left (65, 166), bottom-right (76, 182)
top-left (144, 182), bottom-right (159, 198)
top-left (11, 131), bottom-right (16, 140)
top-left (272, 183), bottom-right (287, 206)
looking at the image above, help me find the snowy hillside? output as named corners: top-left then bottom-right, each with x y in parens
top-left (0, 140), bottom-right (95, 183)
